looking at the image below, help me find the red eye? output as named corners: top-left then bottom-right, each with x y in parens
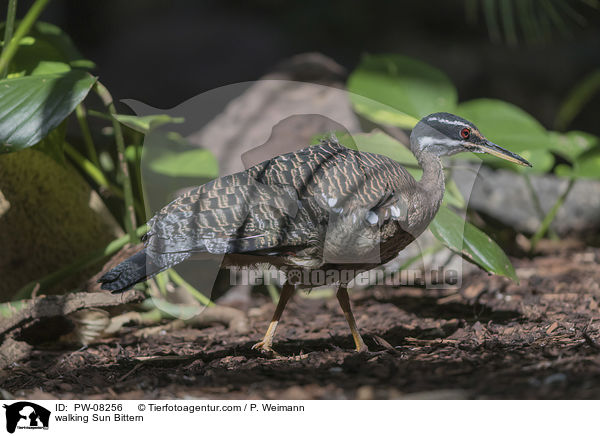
top-left (460, 128), bottom-right (470, 139)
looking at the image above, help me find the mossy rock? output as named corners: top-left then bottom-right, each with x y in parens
top-left (0, 149), bottom-right (122, 301)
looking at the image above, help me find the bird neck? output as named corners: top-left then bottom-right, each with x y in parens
top-left (415, 150), bottom-right (445, 214)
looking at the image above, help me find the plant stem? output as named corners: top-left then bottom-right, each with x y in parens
top-left (0, 0), bottom-right (49, 76)
top-left (64, 142), bottom-right (116, 193)
top-left (266, 284), bottom-right (280, 304)
top-left (13, 225), bottom-right (148, 300)
top-left (370, 242), bottom-right (443, 290)
top-left (154, 272), bottom-right (168, 296)
top-left (94, 81), bottom-right (138, 242)
top-left (0, 0), bottom-right (18, 78)
top-left (554, 69), bottom-right (600, 131)
top-left (138, 308), bottom-right (163, 324)
top-left (140, 299), bottom-right (209, 320)
top-left (129, 141), bottom-right (145, 224)
top-left (523, 173), bottom-right (558, 240)
top-left (523, 173), bottom-right (544, 219)
top-left (400, 243), bottom-right (443, 272)
top-left (167, 269), bottom-right (215, 307)
top-left (63, 142), bottom-right (145, 216)
top-left (75, 104), bottom-right (100, 167)
top-left (530, 178), bottom-right (575, 251)
top-left (87, 109), bottom-right (113, 121)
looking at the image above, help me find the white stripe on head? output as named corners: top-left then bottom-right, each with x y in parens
top-left (418, 136), bottom-right (462, 147)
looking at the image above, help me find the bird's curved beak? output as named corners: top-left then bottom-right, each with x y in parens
top-left (475, 140), bottom-right (532, 167)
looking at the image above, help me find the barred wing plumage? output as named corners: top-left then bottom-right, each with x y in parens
top-left (143, 140), bottom-right (416, 260)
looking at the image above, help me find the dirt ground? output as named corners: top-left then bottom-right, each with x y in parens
top-left (2, 245), bottom-right (600, 400)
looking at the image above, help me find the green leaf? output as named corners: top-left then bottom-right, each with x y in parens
top-left (350, 131), bottom-right (417, 166)
top-left (443, 178), bottom-right (466, 209)
top-left (30, 22), bottom-right (95, 69)
top-left (310, 131), bottom-right (358, 150)
top-left (0, 70), bottom-right (97, 152)
top-left (113, 114), bottom-right (185, 134)
top-left (554, 69), bottom-right (600, 131)
top-left (348, 54), bottom-right (457, 128)
top-left (555, 145), bottom-right (600, 180)
top-left (149, 148), bottom-right (219, 179)
top-left (430, 206), bottom-right (518, 282)
top-left (5, 36), bottom-right (71, 77)
top-left (125, 144), bottom-right (142, 163)
top-left (455, 99), bottom-right (554, 173)
top-left (0, 21), bottom-right (95, 75)
top-left (0, 21), bottom-right (95, 78)
top-left (99, 150), bottom-right (115, 172)
top-left (548, 130), bottom-right (599, 163)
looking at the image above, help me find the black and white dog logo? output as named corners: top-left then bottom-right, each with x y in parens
top-left (3, 402), bottom-right (50, 433)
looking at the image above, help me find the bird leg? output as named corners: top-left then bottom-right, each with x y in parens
top-left (336, 285), bottom-right (369, 352)
top-left (252, 281), bottom-right (295, 355)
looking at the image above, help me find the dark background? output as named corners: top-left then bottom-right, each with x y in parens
top-left (19, 0), bottom-right (600, 134)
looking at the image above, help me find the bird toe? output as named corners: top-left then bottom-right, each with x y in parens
top-left (252, 341), bottom-right (281, 357)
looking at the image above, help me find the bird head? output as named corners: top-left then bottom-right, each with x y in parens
top-left (410, 112), bottom-right (532, 167)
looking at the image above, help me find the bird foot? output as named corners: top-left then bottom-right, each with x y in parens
top-left (252, 341), bottom-right (281, 357)
top-left (356, 343), bottom-right (370, 353)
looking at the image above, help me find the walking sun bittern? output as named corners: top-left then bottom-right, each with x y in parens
top-left (99, 112), bottom-right (531, 354)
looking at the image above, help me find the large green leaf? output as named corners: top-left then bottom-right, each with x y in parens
top-left (6, 37), bottom-right (71, 77)
top-left (0, 21), bottom-right (95, 77)
top-left (554, 69), bottom-right (600, 131)
top-left (149, 148), bottom-right (219, 179)
top-left (430, 205), bottom-right (518, 282)
top-left (29, 22), bottom-right (95, 70)
top-left (548, 130), bottom-right (599, 163)
top-left (0, 70), bottom-right (97, 152)
top-left (455, 99), bottom-right (553, 172)
top-left (348, 54), bottom-right (457, 128)
top-left (310, 131), bottom-right (358, 150)
top-left (443, 178), bottom-right (466, 209)
top-left (351, 131), bottom-right (417, 167)
top-left (555, 145), bottom-right (600, 180)
top-left (113, 114), bottom-right (185, 134)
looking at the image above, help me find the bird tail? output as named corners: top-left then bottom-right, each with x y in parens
top-left (98, 249), bottom-right (164, 293)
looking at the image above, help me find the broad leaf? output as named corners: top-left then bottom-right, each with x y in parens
top-left (29, 22), bottom-right (95, 70)
top-left (351, 131), bottom-right (417, 167)
top-left (113, 114), bottom-right (185, 134)
top-left (348, 54), bottom-right (457, 128)
top-left (6, 37), bottom-right (71, 77)
top-left (443, 178), bottom-right (466, 209)
top-left (0, 70), bottom-right (97, 152)
top-left (0, 21), bottom-right (95, 77)
top-left (310, 131), bottom-right (358, 150)
top-left (149, 148), bottom-right (219, 179)
top-left (430, 206), bottom-right (518, 282)
top-left (125, 144), bottom-right (142, 163)
top-left (455, 99), bottom-right (553, 172)
top-left (555, 145), bottom-right (600, 180)
top-left (548, 130), bottom-right (599, 163)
